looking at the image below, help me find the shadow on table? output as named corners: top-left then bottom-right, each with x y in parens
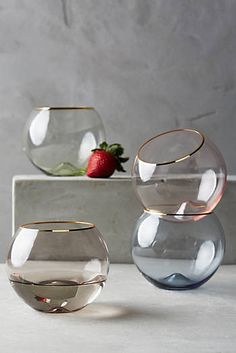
top-left (63, 302), bottom-right (173, 322)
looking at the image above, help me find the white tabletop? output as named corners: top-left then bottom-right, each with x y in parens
top-left (1, 264), bottom-right (236, 353)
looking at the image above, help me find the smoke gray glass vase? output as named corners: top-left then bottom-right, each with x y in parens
top-left (23, 107), bottom-right (105, 176)
top-left (6, 221), bottom-right (109, 313)
top-left (132, 211), bottom-right (225, 290)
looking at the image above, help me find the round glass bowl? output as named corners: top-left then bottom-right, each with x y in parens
top-left (132, 129), bottom-right (227, 221)
top-left (23, 107), bottom-right (105, 176)
top-left (132, 211), bottom-right (225, 290)
top-left (6, 221), bottom-right (109, 313)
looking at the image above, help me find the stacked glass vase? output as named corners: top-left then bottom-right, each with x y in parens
top-left (131, 129), bottom-right (227, 290)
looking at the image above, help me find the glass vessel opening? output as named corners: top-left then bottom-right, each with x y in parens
top-left (138, 128), bottom-right (204, 165)
top-left (21, 221), bottom-right (95, 232)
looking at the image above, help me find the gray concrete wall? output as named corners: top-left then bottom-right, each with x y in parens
top-left (1, 1), bottom-right (236, 261)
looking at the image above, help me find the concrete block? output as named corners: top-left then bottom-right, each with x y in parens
top-left (13, 176), bottom-right (142, 263)
top-left (13, 175), bottom-right (236, 264)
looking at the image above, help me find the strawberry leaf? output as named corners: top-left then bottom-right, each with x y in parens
top-left (119, 156), bottom-right (129, 163)
top-left (109, 145), bottom-right (124, 157)
top-left (116, 160), bottom-right (126, 172)
top-left (99, 141), bottom-right (108, 150)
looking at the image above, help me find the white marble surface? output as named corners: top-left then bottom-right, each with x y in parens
top-left (1, 264), bottom-right (236, 353)
top-left (1, 0), bottom-right (236, 265)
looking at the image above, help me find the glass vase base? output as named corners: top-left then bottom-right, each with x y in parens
top-left (10, 278), bottom-right (105, 313)
top-left (141, 271), bottom-right (216, 291)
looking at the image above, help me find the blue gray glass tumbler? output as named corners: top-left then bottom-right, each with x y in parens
top-left (131, 129), bottom-right (227, 290)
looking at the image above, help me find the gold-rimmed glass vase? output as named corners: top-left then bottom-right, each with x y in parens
top-left (6, 221), bottom-right (109, 313)
top-left (132, 129), bottom-right (227, 221)
top-left (23, 107), bottom-right (105, 176)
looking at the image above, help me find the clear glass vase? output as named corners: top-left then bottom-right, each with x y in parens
top-left (6, 221), bottom-right (109, 313)
top-left (23, 107), bottom-right (105, 176)
top-left (132, 211), bottom-right (225, 290)
top-left (132, 129), bottom-right (227, 221)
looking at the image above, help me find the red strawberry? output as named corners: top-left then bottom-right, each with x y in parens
top-left (87, 142), bottom-right (129, 178)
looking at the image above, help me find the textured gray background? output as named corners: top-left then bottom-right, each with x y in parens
top-left (1, 1), bottom-right (236, 260)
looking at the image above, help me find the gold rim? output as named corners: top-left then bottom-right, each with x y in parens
top-left (35, 106), bottom-right (95, 111)
top-left (20, 221), bottom-right (95, 232)
top-left (137, 128), bottom-right (205, 166)
top-left (144, 208), bottom-right (212, 217)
